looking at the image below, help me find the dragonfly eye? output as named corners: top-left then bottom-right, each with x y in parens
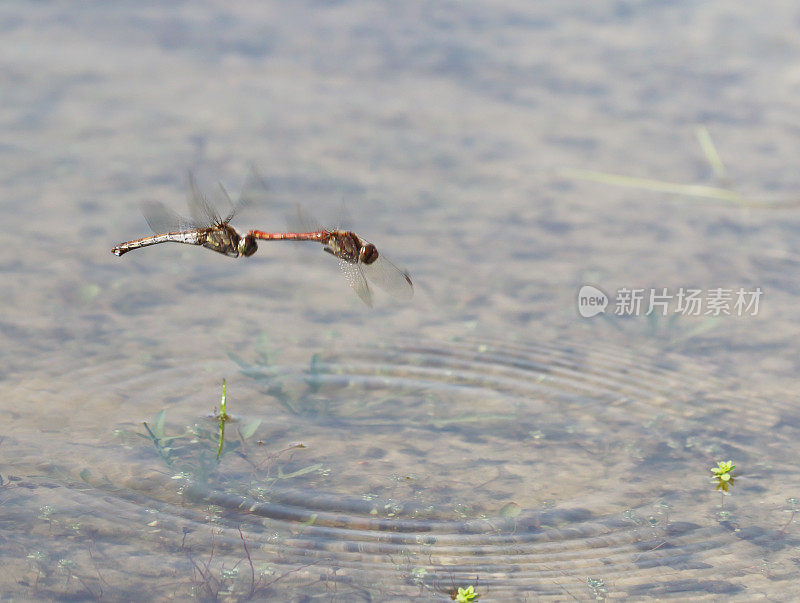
top-left (240, 234), bottom-right (258, 257)
top-left (360, 243), bottom-right (379, 265)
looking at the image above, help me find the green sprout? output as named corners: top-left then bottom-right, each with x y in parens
top-left (455, 585), bottom-right (478, 602)
top-left (711, 460), bottom-right (735, 479)
top-left (711, 460), bottom-right (736, 492)
top-left (216, 378), bottom-right (230, 460)
top-left (138, 379), bottom-right (262, 481)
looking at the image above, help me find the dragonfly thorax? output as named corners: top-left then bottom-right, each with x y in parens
top-left (202, 224), bottom-right (250, 258)
top-left (328, 233), bottom-right (379, 265)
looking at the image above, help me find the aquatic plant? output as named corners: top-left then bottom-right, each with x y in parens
top-left (215, 378), bottom-right (230, 460)
top-left (182, 525), bottom-right (322, 600)
top-left (227, 345), bottom-right (330, 416)
top-left (140, 380), bottom-right (261, 481)
top-left (711, 460), bottom-right (737, 513)
top-left (711, 459), bottom-right (734, 479)
top-left (645, 311), bottom-right (722, 348)
top-left (780, 497), bottom-right (799, 534)
top-left (135, 379), bottom-right (328, 498)
top-left (229, 342), bottom-right (419, 418)
top-left (563, 126), bottom-right (800, 208)
top-left (710, 460), bottom-right (735, 492)
top-left (587, 577), bottom-right (608, 599)
top-left (454, 584), bottom-right (478, 602)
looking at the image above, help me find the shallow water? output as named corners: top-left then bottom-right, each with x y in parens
top-left (3, 1), bottom-right (800, 600)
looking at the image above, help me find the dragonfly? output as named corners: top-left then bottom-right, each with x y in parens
top-left (111, 173), bottom-right (258, 258)
top-left (248, 220), bottom-right (413, 307)
top-left (241, 173), bottom-right (413, 306)
top-left (112, 171), bottom-right (413, 306)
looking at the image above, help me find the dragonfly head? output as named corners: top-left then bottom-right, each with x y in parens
top-left (359, 243), bottom-right (379, 265)
top-left (238, 232), bottom-right (258, 257)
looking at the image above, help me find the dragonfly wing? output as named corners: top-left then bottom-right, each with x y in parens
top-left (339, 259), bottom-right (373, 307)
top-left (239, 166), bottom-right (270, 207)
top-left (141, 200), bottom-right (195, 234)
top-left (286, 203), bottom-right (321, 233)
top-left (187, 171), bottom-right (224, 227)
top-left (214, 182), bottom-right (238, 224)
top-left (359, 251), bottom-right (414, 302)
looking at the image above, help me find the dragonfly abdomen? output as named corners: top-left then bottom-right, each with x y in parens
top-left (111, 231), bottom-right (203, 256)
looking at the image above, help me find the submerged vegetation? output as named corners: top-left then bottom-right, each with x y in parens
top-left (563, 126), bottom-right (800, 209)
top-left (137, 379), bottom-right (327, 492)
top-left (226, 336), bottom-right (332, 417)
top-left (22, 333), bottom-right (784, 600)
top-left (227, 337), bottom-right (523, 432)
top-left (644, 311), bottom-right (722, 348)
top-left (226, 337), bottom-right (417, 419)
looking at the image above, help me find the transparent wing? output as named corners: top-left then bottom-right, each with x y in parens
top-left (359, 246), bottom-right (414, 302)
top-left (141, 200), bottom-right (196, 234)
top-left (286, 203), bottom-right (321, 234)
top-left (235, 166), bottom-right (282, 228)
top-left (338, 259), bottom-right (373, 307)
top-left (297, 199), bottom-right (351, 231)
top-left (239, 165), bottom-right (270, 208)
top-left (213, 182), bottom-right (238, 225)
top-left (333, 198), bottom-right (353, 232)
top-left (187, 171), bottom-right (224, 227)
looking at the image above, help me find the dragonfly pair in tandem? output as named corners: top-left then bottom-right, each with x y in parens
top-left (111, 171), bottom-right (413, 306)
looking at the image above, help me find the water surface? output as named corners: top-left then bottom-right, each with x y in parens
top-left (3, 1), bottom-right (800, 599)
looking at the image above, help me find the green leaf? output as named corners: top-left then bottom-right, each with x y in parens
top-left (219, 379), bottom-right (227, 416)
top-left (256, 333), bottom-right (274, 365)
top-left (277, 464), bottom-right (323, 479)
top-left (307, 353), bottom-right (323, 393)
top-left (301, 513), bottom-right (318, 526)
top-left (239, 419), bottom-right (262, 440)
top-left (498, 502), bottom-right (521, 520)
top-left (152, 410), bottom-right (167, 439)
top-left (711, 460), bottom-right (735, 476)
top-left (155, 435), bottom-right (184, 444)
top-left (226, 351), bottom-right (250, 369)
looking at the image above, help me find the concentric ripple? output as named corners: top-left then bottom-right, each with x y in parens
top-left (5, 337), bottom-right (800, 599)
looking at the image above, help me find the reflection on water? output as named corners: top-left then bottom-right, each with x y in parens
top-left (3, 338), bottom-right (799, 599)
